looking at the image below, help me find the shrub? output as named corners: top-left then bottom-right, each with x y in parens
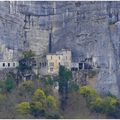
top-left (47, 95), bottom-right (57, 109)
top-left (19, 80), bottom-right (35, 95)
top-left (80, 86), bottom-right (120, 118)
top-left (33, 88), bottom-right (46, 104)
top-left (46, 111), bottom-right (61, 119)
top-left (0, 93), bottom-right (6, 105)
top-left (69, 83), bottom-right (79, 92)
top-left (29, 101), bottom-right (45, 117)
top-left (23, 50), bottom-right (35, 58)
top-left (44, 76), bottom-right (53, 86)
top-left (101, 96), bottom-right (117, 115)
top-left (80, 86), bottom-right (97, 104)
top-left (16, 102), bottom-right (30, 114)
top-left (90, 96), bottom-right (103, 113)
top-left (110, 101), bottom-right (120, 118)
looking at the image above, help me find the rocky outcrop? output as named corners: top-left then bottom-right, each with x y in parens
top-left (0, 1), bottom-right (120, 97)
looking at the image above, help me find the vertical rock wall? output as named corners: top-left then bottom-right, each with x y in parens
top-left (0, 1), bottom-right (120, 97)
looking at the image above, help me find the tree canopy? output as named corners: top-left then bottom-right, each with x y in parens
top-left (23, 50), bottom-right (35, 58)
top-left (18, 80), bottom-right (35, 95)
top-left (33, 88), bottom-right (46, 104)
top-left (4, 74), bottom-right (15, 92)
top-left (16, 102), bottom-right (30, 114)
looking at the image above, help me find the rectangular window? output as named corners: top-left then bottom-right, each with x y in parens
top-left (42, 63), bottom-right (44, 67)
top-left (40, 63), bottom-right (41, 68)
top-left (3, 63), bottom-right (5, 67)
top-left (33, 61), bottom-right (36, 66)
top-left (51, 56), bottom-right (52, 60)
top-left (44, 62), bottom-right (46, 66)
top-left (50, 68), bottom-right (53, 71)
top-left (79, 63), bottom-right (83, 69)
top-left (49, 62), bottom-right (54, 67)
top-left (8, 63), bottom-right (10, 67)
top-left (59, 56), bottom-right (60, 60)
top-left (13, 63), bottom-right (15, 67)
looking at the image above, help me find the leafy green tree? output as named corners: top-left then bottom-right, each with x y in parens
top-left (53, 75), bottom-right (59, 82)
top-left (69, 82), bottom-right (79, 92)
top-left (41, 76), bottom-right (54, 95)
top-left (89, 96), bottom-right (103, 113)
top-left (30, 101), bottom-right (45, 117)
top-left (80, 86), bottom-right (120, 118)
top-left (23, 50), bottom-right (35, 58)
top-left (33, 88), bottom-right (46, 105)
top-left (80, 86), bottom-right (97, 97)
top-left (47, 95), bottom-right (57, 109)
top-left (46, 95), bottom-right (59, 119)
top-left (102, 96), bottom-right (117, 115)
top-left (80, 86), bottom-right (97, 103)
top-left (18, 50), bottom-right (35, 72)
top-left (110, 100), bottom-right (120, 118)
top-left (44, 76), bottom-right (53, 86)
top-left (16, 102), bottom-right (30, 114)
top-left (4, 74), bottom-right (15, 92)
top-left (18, 80), bottom-right (35, 95)
top-left (59, 66), bottom-right (72, 94)
top-left (59, 66), bottom-right (72, 85)
top-left (44, 85), bottom-right (53, 96)
top-left (58, 66), bottom-right (72, 110)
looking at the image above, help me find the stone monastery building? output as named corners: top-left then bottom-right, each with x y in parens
top-left (0, 43), bottom-right (19, 69)
top-left (46, 49), bottom-right (71, 74)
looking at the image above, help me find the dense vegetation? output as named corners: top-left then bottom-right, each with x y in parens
top-left (0, 51), bottom-right (61, 118)
top-left (0, 50), bottom-right (119, 118)
top-left (80, 86), bottom-right (120, 118)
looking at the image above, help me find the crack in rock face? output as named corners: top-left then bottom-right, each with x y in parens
top-left (0, 1), bottom-right (120, 97)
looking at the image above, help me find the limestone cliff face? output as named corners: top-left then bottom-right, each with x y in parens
top-left (0, 1), bottom-right (120, 97)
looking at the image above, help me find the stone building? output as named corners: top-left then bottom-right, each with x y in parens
top-left (32, 55), bottom-right (47, 75)
top-left (71, 62), bottom-right (79, 71)
top-left (46, 49), bottom-right (72, 74)
top-left (0, 42), bottom-right (19, 69)
top-left (56, 49), bottom-right (72, 69)
top-left (0, 61), bottom-right (18, 69)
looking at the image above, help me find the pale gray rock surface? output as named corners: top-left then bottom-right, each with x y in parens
top-left (0, 1), bottom-right (120, 97)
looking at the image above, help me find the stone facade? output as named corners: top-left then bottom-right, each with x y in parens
top-left (0, 61), bottom-right (18, 69)
top-left (0, 42), bottom-right (19, 69)
top-left (46, 49), bottom-right (71, 74)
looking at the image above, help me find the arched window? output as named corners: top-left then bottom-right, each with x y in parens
top-left (42, 63), bottom-right (44, 67)
top-left (8, 63), bottom-right (10, 67)
top-left (40, 63), bottom-right (41, 68)
top-left (3, 63), bottom-right (5, 67)
top-left (59, 62), bottom-right (60, 66)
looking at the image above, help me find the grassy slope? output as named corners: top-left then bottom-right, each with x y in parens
top-left (61, 92), bottom-right (106, 119)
